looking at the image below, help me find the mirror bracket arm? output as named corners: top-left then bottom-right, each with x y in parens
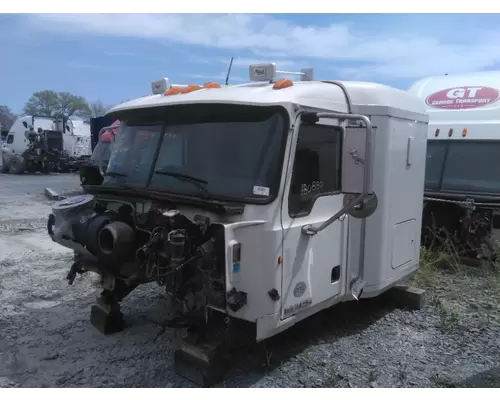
top-left (300, 112), bottom-right (373, 236)
top-left (97, 125), bottom-right (117, 178)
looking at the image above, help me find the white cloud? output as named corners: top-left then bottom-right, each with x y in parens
top-left (181, 73), bottom-right (246, 83)
top-left (24, 13), bottom-right (500, 80)
top-left (225, 57), bottom-right (297, 68)
top-left (190, 56), bottom-right (299, 72)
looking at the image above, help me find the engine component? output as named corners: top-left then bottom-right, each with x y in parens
top-left (66, 261), bottom-right (85, 285)
top-left (49, 194), bottom-right (96, 258)
top-left (168, 229), bottom-right (187, 267)
top-left (48, 196), bottom-right (228, 356)
top-left (136, 225), bottom-right (189, 285)
top-left (136, 209), bottom-right (195, 283)
top-left (49, 194), bottom-right (139, 274)
top-left (98, 221), bottom-right (135, 258)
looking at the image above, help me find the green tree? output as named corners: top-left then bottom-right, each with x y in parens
top-left (23, 90), bottom-right (90, 118)
top-left (0, 105), bottom-right (17, 131)
top-left (88, 101), bottom-right (113, 118)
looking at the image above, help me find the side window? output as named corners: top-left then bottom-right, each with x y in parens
top-left (288, 124), bottom-right (342, 217)
top-left (7, 134), bottom-right (14, 144)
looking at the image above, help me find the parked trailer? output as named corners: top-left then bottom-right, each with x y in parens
top-left (47, 63), bottom-right (429, 386)
top-left (408, 71), bottom-right (500, 260)
top-left (66, 119), bottom-right (92, 158)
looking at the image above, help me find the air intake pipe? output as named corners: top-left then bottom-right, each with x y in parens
top-left (98, 221), bottom-right (135, 259)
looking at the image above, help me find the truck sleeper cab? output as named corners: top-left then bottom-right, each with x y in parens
top-left (47, 64), bottom-right (428, 385)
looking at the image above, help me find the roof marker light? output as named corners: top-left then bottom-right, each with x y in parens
top-left (448, 128), bottom-right (453, 137)
top-left (181, 84), bottom-right (201, 94)
top-left (204, 82), bottom-right (221, 88)
top-left (435, 128), bottom-right (440, 137)
top-left (165, 87), bottom-right (183, 96)
top-left (462, 128), bottom-right (468, 137)
top-left (273, 78), bottom-right (294, 90)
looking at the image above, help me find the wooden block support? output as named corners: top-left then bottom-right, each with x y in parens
top-left (384, 285), bottom-right (427, 310)
top-left (90, 303), bottom-right (125, 335)
top-left (174, 340), bottom-right (229, 387)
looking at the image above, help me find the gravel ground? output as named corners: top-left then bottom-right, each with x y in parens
top-left (1, 173), bottom-right (500, 388)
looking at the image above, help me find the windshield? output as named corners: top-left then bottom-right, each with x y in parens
top-left (90, 141), bottom-right (112, 164)
top-left (103, 104), bottom-right (288, 202)
top-left (104, 123), bottom-right (162, 185)
top-left (425, 140), bottom-right (500, 195)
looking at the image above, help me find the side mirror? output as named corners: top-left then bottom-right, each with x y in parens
top-left (300, 111), bottom-right (376, 236)
top-left (341, 125), bottom-right (374, 195)
top-left (97, 125), bottom-right (117, 177)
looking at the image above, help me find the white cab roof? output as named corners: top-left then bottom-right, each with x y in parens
top-left (12, 116), bottom-right (54, 132)
top-left (107, 80), bottom-right (428, 121)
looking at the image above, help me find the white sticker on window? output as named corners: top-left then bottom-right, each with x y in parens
top-left (253, 186), bottom-right (270, 196)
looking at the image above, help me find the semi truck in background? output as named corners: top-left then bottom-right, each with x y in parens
top-left (1, 126), bottom-right (8, 170)
top-left (1, 115), bottom-right (92, 174)
top-left (47, 64), bottom-right (429, 385)
top-left (408, 71), bottom-right (500, 261)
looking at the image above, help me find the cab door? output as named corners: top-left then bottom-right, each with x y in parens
top-left (280, 117), bottom-right (347, 320)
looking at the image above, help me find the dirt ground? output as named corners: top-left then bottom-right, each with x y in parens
top-left (1, 173), bottom-right (500, 388)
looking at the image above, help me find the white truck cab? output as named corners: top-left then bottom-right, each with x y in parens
top-left (4, 115), bottom-right (92, 157)
top-left (48, 62), bottom-right (429, 385)
top-left (4, 115), bottom-right (68, 154)
top-left (1, 115), bottom-right (92, 174)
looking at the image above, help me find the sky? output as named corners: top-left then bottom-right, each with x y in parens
top-left (2, 13), bottom-right (500, 114)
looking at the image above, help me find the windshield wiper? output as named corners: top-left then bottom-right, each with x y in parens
top-left (105, 171), bottom-right (128, 177)
top-left (153, 169), bottom-right (211, 198)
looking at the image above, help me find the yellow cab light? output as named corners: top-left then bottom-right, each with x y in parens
top-left (182, 84), bottom-right (202, 94)
top-left (462, 128), bottom-right (468, 137)
top-left (448, 128), bottom-right (453, 137)
top-left (204, 82), bottom-right (221, 88)
top-left (273, 78), bottom-right (294, 90)
top-left (165, 87), bottom-right (183, 96)
top-left (435, 128), bottom-right (440, 137)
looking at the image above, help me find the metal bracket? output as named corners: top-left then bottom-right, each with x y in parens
top-left (350, 278), bottom-right (366, 301)
top-left (350, 149), bottom-right (364, 165)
